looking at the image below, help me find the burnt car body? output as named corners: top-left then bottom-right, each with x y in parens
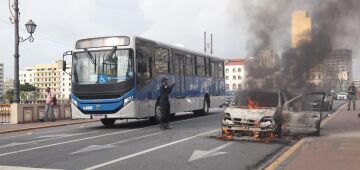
top-left (222, 89), bottom-right (323, 138)
top-left (282, 92), bottom-right (324, 136)
top-left (222, 89), bottom-right (288, 138)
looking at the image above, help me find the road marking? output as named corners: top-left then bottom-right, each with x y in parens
top-left (0, 165), bottom-right (59, 170)
top-left (0, 124), bottom-right (96, 141)
top-left (70, 132), bottom-right (163, 154)
top-left (0, 131), bottom-right (97, 149)
top-left (188, 142), bottom-right (233, 162)
top-left (266, 102), bottom-right (346, 170)
top-left (84, 129), bottom-right (219, 170)
top-left (0, 113), bottom-right (221, 157)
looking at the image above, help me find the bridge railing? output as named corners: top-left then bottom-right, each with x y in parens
top-left (0, 104), bottom-right (11, 124)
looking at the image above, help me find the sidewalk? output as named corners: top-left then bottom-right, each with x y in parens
top-left (0, 119), bottom-right (97, 134)
top-left (274, 101), bottom-right (360, 170)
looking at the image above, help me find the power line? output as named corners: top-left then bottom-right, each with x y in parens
top-left (0, 19), bottom-right (72, 48)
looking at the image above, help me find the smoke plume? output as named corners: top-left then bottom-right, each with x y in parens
top-left (229, 0), bottom-right (360, 89)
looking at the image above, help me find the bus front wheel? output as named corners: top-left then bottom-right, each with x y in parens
top-left (100, 118), bottom-right (116, 126)
top-left (194, 98), bottom-right (210, 116)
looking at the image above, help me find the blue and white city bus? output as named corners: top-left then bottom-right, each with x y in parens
top-left (62, 36), bottom-right (225, 126)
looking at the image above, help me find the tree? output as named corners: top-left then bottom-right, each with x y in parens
top-left (20, 83), bottom-right (37, 92)
top-left (4, 89), bottom-right (14, 102)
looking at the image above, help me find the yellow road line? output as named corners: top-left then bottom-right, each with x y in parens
top-left (266, 103), bottom-right (346, 170)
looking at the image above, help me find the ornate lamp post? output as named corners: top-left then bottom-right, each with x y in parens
top-left (9, 0), bottom-right (37, 103)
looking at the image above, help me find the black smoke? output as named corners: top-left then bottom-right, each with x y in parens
top-left (229, 0), bottom-right (360, 89)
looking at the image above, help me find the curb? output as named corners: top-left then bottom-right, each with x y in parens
top-left (265, 102), bottom-right (346, 170)
top-left (0, 120), bottom-right (98, 134)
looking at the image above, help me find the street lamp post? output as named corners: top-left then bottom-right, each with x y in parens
top-left (9, 0), bottom-right (37, 103)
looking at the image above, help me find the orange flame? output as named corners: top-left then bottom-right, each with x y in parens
top-left (246, 97), bottom-right (260, 109)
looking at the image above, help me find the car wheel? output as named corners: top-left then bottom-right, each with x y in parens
top-left (100, 118), bottom-right (116, 126)
top-left (149, 105), bottom-right (162, 124)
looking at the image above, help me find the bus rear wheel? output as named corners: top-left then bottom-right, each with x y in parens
top-left (194, 98), bottom-right (210, 116)
top-left (100, 118), bottom-right (116, 126)
top-left (149, 105), bottom-right (162, 124)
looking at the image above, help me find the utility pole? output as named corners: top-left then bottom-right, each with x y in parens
top-left (13, 0), bottom-right (20, 103)
top-left (210, 34), bottom-right (213, 54)
top-left (204, 31), bottom-right (207, 53)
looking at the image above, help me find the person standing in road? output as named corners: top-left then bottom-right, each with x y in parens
top-left (159, 78), bottom-right (175, 130)
top-left (40, 87), bottom-right (56, 122)
top-left (347, 82), bottom-right (357, 111)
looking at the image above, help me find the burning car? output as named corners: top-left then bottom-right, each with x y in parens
top-left (221, 89), bottom-right (288, 139)
top-left (221, 89), bottom-right (324, 140)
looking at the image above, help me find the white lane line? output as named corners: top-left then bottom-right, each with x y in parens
top-left (0, 124), bottom-right (97, 141)
top-left (0, 131), bottom-right (98, 149)
top-left (70, 132), bottom-right (163, 154)
top-left (0, 165), bottom-right (59, 170)
top-left (0, 113), bottom-right (221, 157)
top-left (84, 129), bottom-right (219, 170)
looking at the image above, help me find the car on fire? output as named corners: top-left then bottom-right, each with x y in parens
top-left (221, 89), bottom-right (324, 139)
top-left (220, 91), bottom-right (237, 107)
top-left (222, 89), bottom-right (288, 139)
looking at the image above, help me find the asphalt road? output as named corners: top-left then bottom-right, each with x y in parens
top-left (0, 101), bottom-right (345, 170)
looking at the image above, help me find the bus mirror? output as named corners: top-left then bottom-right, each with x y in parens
top-left (62, 61), bottom-right (67, 72)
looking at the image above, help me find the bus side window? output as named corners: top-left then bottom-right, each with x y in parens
top-left (205, 58), bottom-right (211, 77)
top-left (155, 48), bottom-right (169, 74)
top-left (218, 61), bottom-right (224, 78)
top-left (196, 56), bottom-right (205, 76)
top-left (186, 54), bottom-right (195, 76)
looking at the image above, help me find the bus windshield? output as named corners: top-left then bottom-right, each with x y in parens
top-left (72, 49), bottom-right (134, 85)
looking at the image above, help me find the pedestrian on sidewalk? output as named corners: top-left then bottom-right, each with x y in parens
top-left (159, 78), bottom-right (175, 130)
top-left (39, 87), bottom-right (56, 122)
top-left (347, 82), bottom-right (357, 111)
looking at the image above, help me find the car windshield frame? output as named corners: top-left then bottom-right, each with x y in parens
top-left (230, 91), bottom-right (279, 109)
top-left (72, 48), bottom-right (134, 85)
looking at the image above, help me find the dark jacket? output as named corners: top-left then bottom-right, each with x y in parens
top-left (348, 85), bottom-right (357, 95)
top-left (159, 84), bottom-right (174, 104)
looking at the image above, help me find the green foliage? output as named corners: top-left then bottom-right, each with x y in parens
top-left (20, 83), bottom-right (37, 92)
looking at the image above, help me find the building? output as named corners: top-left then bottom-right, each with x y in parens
top-left (245, 50), bottom-right (281, 88)
top-left (4, 78), bottom-right (14, 92)
top-left (0, 63), bottom-right (4, 97)
top-left (305, 63), bottom-right (324, 88)
top-left (19, 60), bottom-right (71, 100)
top-left (292, 10), bottom-right (312, 48)
top-left (323, 49), bottom-right (353, 91)
top-left (225, 59), bottom-right (245, 91)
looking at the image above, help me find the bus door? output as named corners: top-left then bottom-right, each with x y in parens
top-left (173, 52), bottom-right (186, 98)
top-left (136, 50), bottom-right (152, 118)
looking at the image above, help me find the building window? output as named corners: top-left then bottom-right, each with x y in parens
top-left (225, 76), bottom-right (229, 80)
top-left (318, 74), bottom-right (322, 80)
top-left (232, 84), bottom-right (236, 90)
top-left (232, 68), bottom-right (236, 73)
top-left (238, 68), bottom-right (241, 72)
top-left (233, 76), bottom-right (236, 80)
top-left (238, 75), bottom-right (241, 80)
top-left (225, 68), bottom-right (229, 73)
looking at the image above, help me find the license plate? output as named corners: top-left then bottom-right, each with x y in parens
top-left (92, 114), bottom-right (105, 118)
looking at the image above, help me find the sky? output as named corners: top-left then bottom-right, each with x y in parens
top-left (0, 0), bottom-right (359, 79)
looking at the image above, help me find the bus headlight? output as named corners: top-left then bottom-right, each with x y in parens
top-left (124, 95), bottom-right (133, 106)
top-left (72, 99), bottom-right (78, 107)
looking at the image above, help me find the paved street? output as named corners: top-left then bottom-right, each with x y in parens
top-left (0, 101), bottom-right (345, 170)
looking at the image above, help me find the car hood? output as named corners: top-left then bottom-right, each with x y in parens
top-left (225, 107), bottom-right (277, 120)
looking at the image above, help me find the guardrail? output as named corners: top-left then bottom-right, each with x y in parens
top-left (0, 104), bottom-right (11, 124)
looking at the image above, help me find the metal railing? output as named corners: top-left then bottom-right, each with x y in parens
top-left (0, 104), bottom-right (11, 124)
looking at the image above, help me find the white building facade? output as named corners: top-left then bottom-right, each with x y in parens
top-left (225, 59), bottom-right (246, 91)
top-left (19, 60), bottom-right (71, 100)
